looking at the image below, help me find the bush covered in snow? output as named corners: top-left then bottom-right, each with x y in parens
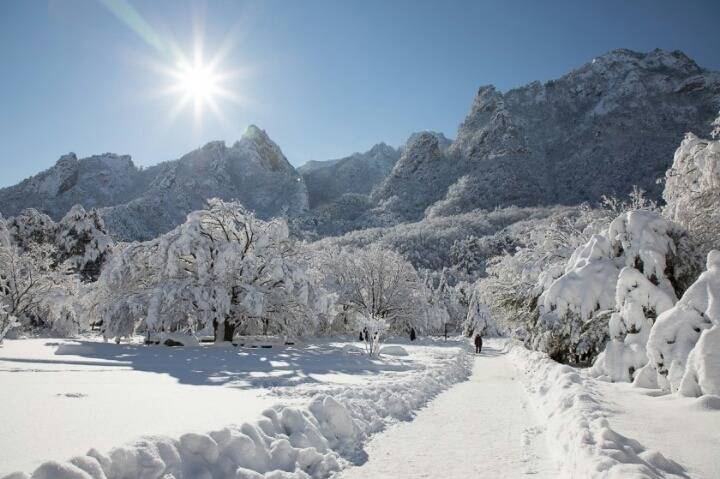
top-left (641, 250), bottom-right (720, 393)
top-left (543, 210), bottom-right (690, 367)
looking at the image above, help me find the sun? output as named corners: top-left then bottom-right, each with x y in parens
top-left (176, 62), bottom-right (220, 102)
top-left (160, 45), bottom-right (244, 130)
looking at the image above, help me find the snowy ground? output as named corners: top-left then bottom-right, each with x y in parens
top-left (0, 336), bottom-right (467, 477)
top-left (340, 339), bottom-right (558, 478)
top-left (3, 336), bottom-right (719, 478)
top-left (589, 377), bottom-right (720, 479)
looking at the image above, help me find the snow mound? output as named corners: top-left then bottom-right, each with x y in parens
top-left (680, 326), bottom-right (720, 397)
top-left (694, 394), bottom-right (720, 411)
top-left (341, 345), bottom-right (363, 355)
top-left (5, 347), bottom-right (470, 479)
top-left (509, 342), bottom-right (687, 478)
top-left (379, 345), bottom-right (408, 356)
top-left (646, 250), bottom-right (719, 392)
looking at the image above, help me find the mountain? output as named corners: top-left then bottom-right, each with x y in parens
top-left (373, 48), bottom-right (720, 221)
top-left (299, 142), bottom-right (401, 209)
top-left (3, 49), bottom-right (719, 241)
top-left (0, 126), bottom-right (307, 241)
top-left (0, 153), bottom-right (150, 220)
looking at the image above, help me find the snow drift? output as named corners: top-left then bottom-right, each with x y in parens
top-left (509, 343), bottom-right (687, 478)
top-left (2, 347), bottom-right (471, 479)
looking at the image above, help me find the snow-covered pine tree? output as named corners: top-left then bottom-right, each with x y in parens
top-left (56, 205), bottom-right (113, 282)
top-left (643, 250), bottom-right (719, 392)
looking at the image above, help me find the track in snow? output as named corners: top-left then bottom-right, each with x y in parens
top-left (340, 341), bottom-right (557, 478)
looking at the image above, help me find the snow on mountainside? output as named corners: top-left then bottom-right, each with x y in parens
top-left (0, 126), bottom-right (307, 241)
top-left (375, 48), bottom-right (720, 221)
top-left (299, 142), bottom-right (401, 209)
top-left (2, 49), bottom-right (719, 241)
top-left (0, 153), bottom-right (149, 220)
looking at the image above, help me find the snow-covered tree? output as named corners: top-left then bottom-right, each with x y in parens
top-left (0, 303), bottom-right (18, 344)
top-left (463, 294), bottom-right (498, 337)
top-left (358, 315), bottom-right (389, 356)
top-left (320, 245), bottom-right (425, 335)
top-left (543, 210), bottom-right (683, 366)
top-left (663, 118), bottom-right (720, 260)
top-left (56, 205), bottom-right (114, 282)
top-left (6, 208), bottom-right (57, 251)
top-left (643, 250), bottom-right (719, 391)
top-left (93, 199), bottom-right (327, 343)
top-left (0, 215), bottom-right (76, 332)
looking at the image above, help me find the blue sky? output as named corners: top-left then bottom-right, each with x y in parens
top-left (1, 0), bottom-right (719, 187)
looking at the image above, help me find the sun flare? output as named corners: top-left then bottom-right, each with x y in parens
top-left (176, 63), bottom-right (220, 102)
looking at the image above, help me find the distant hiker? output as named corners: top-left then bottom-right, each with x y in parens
top-left (474, 333), bottom-right (483, 354)
top-left (359, 331), bottom-right (364, 342)
top-left (409, 327), bottom-right (417, 341)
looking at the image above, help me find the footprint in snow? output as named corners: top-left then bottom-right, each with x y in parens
top-left (56, 392), bottom-right (87, 398)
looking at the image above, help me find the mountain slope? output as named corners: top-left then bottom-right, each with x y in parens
top-left (374, 49), bottom-right (720, 221)
top-left (0, 126), bottom-right (307, 241)
top-left (299, 142), bottom-right (400, 209)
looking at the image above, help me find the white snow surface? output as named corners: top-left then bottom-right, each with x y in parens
top-left (590, 375), bottom-right (720, 479)
top-left (508, 342), bottom-right (693, 478)
top-left (340, 339), bottom-right (557, 478)
top-left (0, 337), bottom-right (470, 478)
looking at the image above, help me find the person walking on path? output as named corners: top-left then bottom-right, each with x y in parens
top-left (474, 333), bottom-right (483, 354)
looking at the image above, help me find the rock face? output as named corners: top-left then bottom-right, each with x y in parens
top-left (0, 126), bottom-right (308, 241)
top-left (374, 48), bottom-right (720, 221)
top-left (0, 153), bottom-right (148, 220)
top-left (299, 142), bottom-right (400, 209)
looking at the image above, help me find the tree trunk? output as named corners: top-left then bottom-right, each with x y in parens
top-left (214, 318), bottom-right (236, 342)
top-left (224, 321), bottom-right (236, 342)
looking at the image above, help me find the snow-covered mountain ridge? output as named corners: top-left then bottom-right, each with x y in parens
top-left (0, 126), bottom-right (307, 241)
top-left (2, 49), bottom-right (718, 241)
top-left (374, 48), bottom-right (720, 220)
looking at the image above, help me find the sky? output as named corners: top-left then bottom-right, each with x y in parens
top-left (1, 0), bottom-right (719, 187)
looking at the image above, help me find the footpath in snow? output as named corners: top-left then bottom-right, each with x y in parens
top-left (341, 339), bottom-right (557, 479)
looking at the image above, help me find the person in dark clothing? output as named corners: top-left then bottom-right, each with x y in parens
top-left (474, 333), bottom-right (483, 354)
top-left (409, 327), bottom-right (416, 341)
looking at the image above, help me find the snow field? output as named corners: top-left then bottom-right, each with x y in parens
top-left (1, 340), bottom-right (471, 479)
top-left (508, 342), bottom-right (688, 478)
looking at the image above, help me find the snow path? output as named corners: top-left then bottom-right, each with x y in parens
top-left (340, 341), bottom-right (557, 478)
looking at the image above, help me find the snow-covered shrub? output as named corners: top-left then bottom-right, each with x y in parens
top-left (644, 250), bottom-right (719, 391)
top-left (56, 205), bottom-right (114, 282)
top-left (591, 267), bottom-right (675, 382)
top-left (679, 326), bottom-right (720, 397)
top-left (358, 315), bottom-right (389, 356)
top-left (545, 210), bottom-right (681, 366)
top-left (47, 303), bottom-right (81, 337)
